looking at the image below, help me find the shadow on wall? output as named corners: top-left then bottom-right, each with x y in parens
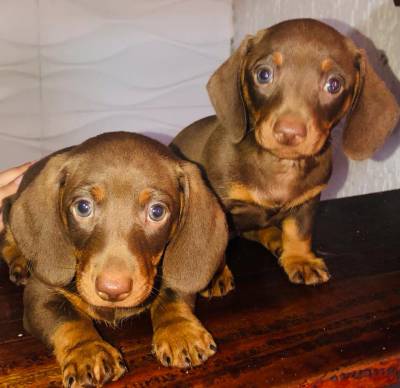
top-left (322, 7), bottom-right (400, 199)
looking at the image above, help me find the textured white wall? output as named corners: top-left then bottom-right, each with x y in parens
top-left (0, 0), bottom-right (232, 169)
top-left (2, 0), bottom-right (399, 199)
top-left (233, 0), bottom-right (400, 199)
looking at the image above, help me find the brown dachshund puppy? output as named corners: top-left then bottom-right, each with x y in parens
top-left (0, 132), bottom-right (227, 387)
top-left (171, 19), bottom-right (400, 287)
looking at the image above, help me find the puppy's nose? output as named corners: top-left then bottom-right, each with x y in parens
top-left (95, 273), bottom-right (132, 302)
top-left (273, 118), bottom-right (307, 146)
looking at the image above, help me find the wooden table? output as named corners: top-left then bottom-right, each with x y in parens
top-left (2, 189), bottom-right (400, 387)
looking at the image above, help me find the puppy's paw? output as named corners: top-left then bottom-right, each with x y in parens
top-left (9, 256), bottom-right (30, 286)
top-left (200, 265), bottom-right (235, 298)
top-left (61, 340), bottom-right (127, 388)
top-left (1, 229), bottom-right (30, 286)
top-left (153, 319), bottom-right (217, 368)
top-left (280, 255), bottom-right (330, 285)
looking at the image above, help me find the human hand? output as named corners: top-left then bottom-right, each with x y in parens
top-left (0, 162), bottom-right (33, 232)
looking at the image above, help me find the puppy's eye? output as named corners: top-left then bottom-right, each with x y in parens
top-left (148, 203), bottom-right (166, 222)
top-left (324, 76), bottom-right (342, 94)
top-left (74, 199), bottom-right (93, 218)
top-left (256, 66), bottom-right (273, 84)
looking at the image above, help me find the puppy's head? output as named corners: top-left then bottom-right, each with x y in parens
top-left (208, 18), bottom-right (399, 160)
top-left (9, 132), bottom-right (227, 309)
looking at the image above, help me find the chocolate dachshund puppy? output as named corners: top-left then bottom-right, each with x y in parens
top-left (1, 132), bottom-right (227, 387)
top-left (171, 19), bottom-right (400, 287)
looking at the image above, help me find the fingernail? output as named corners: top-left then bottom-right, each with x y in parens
top-left (13, 175), bottom-right (23, 186)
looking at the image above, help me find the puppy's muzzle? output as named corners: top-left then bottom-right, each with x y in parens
top-left (273, 117), bottom-right (307, 146)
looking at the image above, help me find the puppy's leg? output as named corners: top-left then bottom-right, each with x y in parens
top-left (200, 262), bottom-right (235, 298)
top-left (244, 199), bottom-right (329, 285)
top-left (152, 288), bottom-right (217, 368)
top-left (1, 227), bottom-right (30, 285)
top-left (243, 226), bottom-right (283, 257)
top-left (279, 199), bottom-right (330, 285)
top-left (23, 279), bottom-right (126, 388)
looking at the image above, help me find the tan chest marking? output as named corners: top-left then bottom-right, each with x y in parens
top-left (228, 183), bottom-right (275, 208)
top-left (283, 184), bottom-right (326, 210)
top-left (228, 182), bottom-right (326, 210)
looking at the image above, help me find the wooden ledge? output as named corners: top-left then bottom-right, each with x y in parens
top-left (1, 189), bottom-right (400, 387)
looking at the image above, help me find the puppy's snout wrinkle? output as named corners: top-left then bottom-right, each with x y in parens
top-left (273, 117), bottom-right (307, 146)
top-left (95, 272), bottom-right (133, 302)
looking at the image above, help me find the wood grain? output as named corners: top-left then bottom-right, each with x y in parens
top-left (1, 189), bottom-right (400, 387)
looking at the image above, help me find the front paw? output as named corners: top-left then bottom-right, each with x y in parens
top-left (280, 254), bottom-right (330, 285)
top-left (61, 340), bottom-right (126, 388)
top-left (153, 319), bottom-right (217, 368)
top-left (9, 256), bottom-right (30, 286)
top-left (200, 265), bottom-right (235, 298)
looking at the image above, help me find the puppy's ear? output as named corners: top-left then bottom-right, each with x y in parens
top-left (342, 48), bottom-right (400, 160)
top-left (162, 162), bottom-right (228, 294)
top-left (207, 35), bottom-right (254, 142)
top-left (9, 151), bottom-right (76, 286)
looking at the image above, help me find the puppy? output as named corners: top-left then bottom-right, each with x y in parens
top-left (0, 132), bottom-right (227, 387)
top-left (171, 19), bottom-right (400, 287)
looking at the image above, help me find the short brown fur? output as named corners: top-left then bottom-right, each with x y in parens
top-left (171, 19), bottom-right (399, 286)
top-left (0, 132), bottom-right (228, 387)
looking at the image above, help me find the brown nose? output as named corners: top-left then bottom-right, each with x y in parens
top-left (95, 273), bottom-right (133, 302)
top-left (273, 118), bottom-right (307, 146)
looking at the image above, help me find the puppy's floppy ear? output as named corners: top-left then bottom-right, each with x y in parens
top-left (9, 150), bottom-right (76, 286)
top-left (342, 48), bottom-right (400, 160)
top-left (162, 162), bottom-right (228, 294)
top-left (207, 34), bottom-right (254, 142)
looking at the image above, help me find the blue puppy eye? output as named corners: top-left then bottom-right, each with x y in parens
top-left (325, 76), bottom-right (342, 94)
top-left (74, 199), bottom-right (93, 217)
top-left (149, 203), bottom-right (166, 221)
top-left (257, 66), bottom-right (273, 84)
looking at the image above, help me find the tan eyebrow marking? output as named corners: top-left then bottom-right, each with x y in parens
top-left (139, 189), bottom-right (152, 206)
top-left (321, 58), bottom-right (334, 72)
top-left (90, 186), bottom-right (105, 202)
top-left (272, 51), bottom-right (283, 66)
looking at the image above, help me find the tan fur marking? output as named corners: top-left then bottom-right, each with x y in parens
top-left (52, 320), bottom-right (100, 365)
top-left (228, 183), bottom-right (275, 208)
top-left (281, 218), bottom-right (312, 256)
top-left (90, 186), bottom-right (105, 203)
top-left (273, 51), bottom-right (283, 66)
top-left (229, 183), bottom-right (325, 210)
top-left (200, 264), bottom-right (235, 298)
top-left (138, 189), bottom-right (152, 207)
top-left (52, 320), bottom-right (126, 385)
top-left (151, 251), bottom-right (163, 266)
top-left (258, 226), bottom-right (282, 254)
top-left (152, 298), bottom-right (193, 331)
top-left (1, 227), bottom-right (30, 285)
top-left (151, 294), bottom-right (217, 368)
top-left (1, 227), bottom-right (19, 266)
top-left (55, 288), bottom-right (104, 321)
top-left (321, 58), bottom-right (333, 72)
top-left (228, 183), bottom-right (255, 203)
top-left (243, 227), bottom-right (282, 256)
top-left (279, 218), bottom-right (330, 285)
top-left (284, 184), bottom-right (326, 209)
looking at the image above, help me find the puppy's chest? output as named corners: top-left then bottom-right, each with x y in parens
top-left (227, 166), bottom-right (321, 210)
